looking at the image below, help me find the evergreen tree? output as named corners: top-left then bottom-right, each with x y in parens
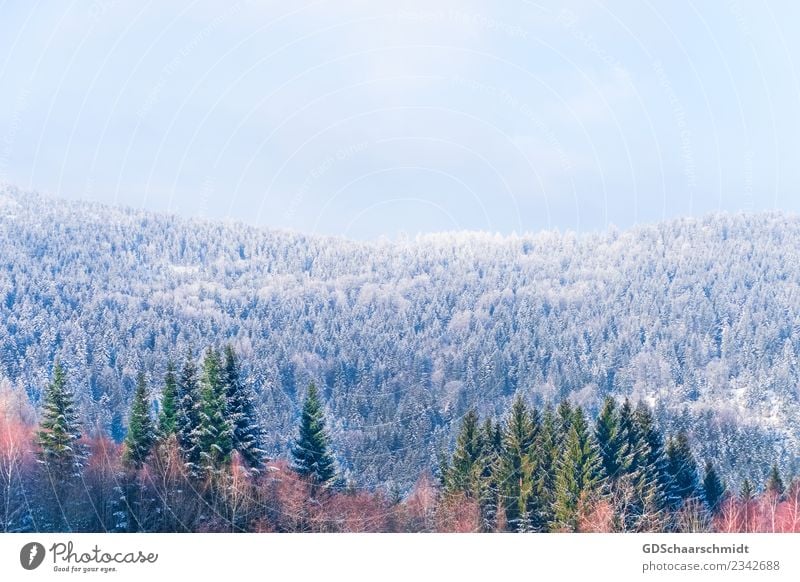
top-left (158, 361), bottom-right (178, 437)
top-left (477, 417), bottom-right (502, 532)
top-left (633, 402), bottom-right (671, 525)
top-left (532, 406), bottom-right (558, 529)
top-left (740, 478), bottom-right (754, 501)
top-left (555, 400), bottom-right (574, 445)
top-left (766, 464), bottom-right (785, 497)
top-left (552, 406), bottom-right (605, 531)
top-left (445, 409), bottom-right (483, 497)
top-left (176, 351), bottom-right (201, 471)
top-left (291, 383), bottom-right (337, 486)
top-left (196, 348), bottom-right (233, 475)
top-left (702, 460), bottom-right (725, 512)
top-left (36, 362), bottom-right (84, 479)
top-left (221, 345), bottom-right (266, 470)
top-left (122, 372), bottom-right (156, 468)
top-left (595, 396), bottom-right (627, 481)
top-left (617, 399), bottom-right (641, 473)
top-left (498, 395), bottom-right (537, 531)
top-left (665, 430), bottom-right (699, 506)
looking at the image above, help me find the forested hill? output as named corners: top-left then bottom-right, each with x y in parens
top-left (1, 185), bottom-right (799, 489)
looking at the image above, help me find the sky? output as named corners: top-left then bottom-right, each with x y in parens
top-left (1, 0), bottom-right (799, 239)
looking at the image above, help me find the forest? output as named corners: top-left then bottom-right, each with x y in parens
top-left (1, 346), bottom-right (798, 533)
top-left (1, 187), bottom-right (800, 492)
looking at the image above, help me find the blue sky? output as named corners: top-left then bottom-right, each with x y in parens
top-left (1, 1), bottom-right (798, 238)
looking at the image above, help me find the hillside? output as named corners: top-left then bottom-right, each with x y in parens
top-left (1, 185), bottom-right (798, 488)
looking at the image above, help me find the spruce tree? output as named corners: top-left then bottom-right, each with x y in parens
top-left (595, 396), bottom-right (626, 481)
top-left (766, 464), bottom-right (785, 497)
top-left (740, 478), bottom-right (754, 501)
top-left (665, 430), bottom-right (699, 506)
top-left (221, 345), bottom-right (266, 470)
top-left (551, 406), bottom-right (605, 531)
top-left (176, 351), bottom-right (201, 471)
top-left (158, 361), bottom-right (178, 437)
top-left (633, 402), bottom-right (671, 525)
top-left (702, 460), bottom-right (725, 512)
top-left (291, 383), bottom-right (336, 486)
top-left (532, 406), bottom-right (558, 530)
top-left (36, 362), bottom-right (84, 479)
top-left (196, 348), bottom-right (233, 475)
top-left (477, 417), bottom-right (502, 532)
top-left (555, 400), bottom-right (574, 445)
top-left (445, 409), bottom-right (483, 497)
top-left (123, 372), bottom-right (156, 469)
top-left (498, 395), bottom-right (537, 531)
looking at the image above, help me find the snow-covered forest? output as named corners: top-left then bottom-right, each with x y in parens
top-left (0, 185), bottom-right (798, 489)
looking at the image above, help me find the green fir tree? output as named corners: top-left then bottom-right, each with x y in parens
top-left (196, 348), bottom-right (234, 475)
top-left (665, 430), bottom-right (699, 506)
top-left (123, 372), bottom-right (156, 468)
top-left (766, 464), bottom-right (785, 497)
top-left (158, 361), bottom-right (178, 437)
top-left (702, 460), bottom-right (726, 512)
top-left (291, 383), bottom-right (337, 486)
top-left (221, 345), bottom-right (266, 470)
top-left (445, 408), bottom-right (483, 497)
top-left (177, 350), bottom-right (201, 471)
top-left (498, 395), bottom-right (538, 531)
top-left (36, 362), bottom-right (85, 480)
top-left (552, 406), bottom-right (605, 531)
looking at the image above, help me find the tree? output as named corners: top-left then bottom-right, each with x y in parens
top-left (666, 430), bottom-right (699, 506)
top-left (122, 372), bottom-right (156, 469)
top-left (221, 345), bottom-right (266, 471)
top-left (702, 460), bottom-right (725, 512)
top-left (158, 362), bottom-right (178, 437)
top-left (595, 396), bottom-right (626, 482)
top-left (766, 464), bottom-right (785, 497)
top-left (532, 407), bottom-right (558, 529)
top-left (498, 395), bottom-right (537, 531)
top-left (36, 362), bottom-right (84, 480)
top-left (291, 383), bottom-right (336, 487)
top-left (196, 348), bottom-right (233, 475)
top-left (176, 351), bottom-right (201, 471)
top-left (632, 402), bottom-right (671, 528)
top-left (444, 409), bottom-right (483, 497)
top-left (476, 417), bottom-right (502, 532)
top-left (552, 406), bottom-right (605, 531)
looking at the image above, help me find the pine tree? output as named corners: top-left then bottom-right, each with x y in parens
top-left (221, 345), bottom-right (266, 471)
top-left (665, 430), bottom-right (699, 506)
top-left (552, 406), bottom-right (605, 531)
top-left (158, 361), bottom-right (178, 437)
top-left (123, 372), bottom-right (156, 469)
top-left (445, 409), bottom-right (483, 497)
top-left (196, 348), bottom-right (233, 475)
top-left (176, 351), bottom-right (201, 471)
top-left (766, 464), bottom-right (785, 497)
top-left (36, 362), bottom-right (84, 479)
top-left (291, 383), bottom-right (336, 487)
top-left (702, 460), bottom-right (725, 512)
top-left (498, 395), bottom-right (537, 531)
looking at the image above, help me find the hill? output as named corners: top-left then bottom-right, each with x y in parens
top-left (1, 185), bottom-right (798, 488)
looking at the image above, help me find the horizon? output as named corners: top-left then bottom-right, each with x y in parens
top-left (2, 182), bottom-right (798, 243)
